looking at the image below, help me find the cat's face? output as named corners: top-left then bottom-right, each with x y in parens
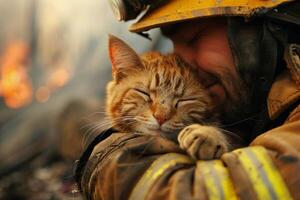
top-left (106, 35), bottom-right (215, 139)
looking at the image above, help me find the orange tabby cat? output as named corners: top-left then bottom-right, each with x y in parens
top-left (105, 35), bottom-right (230, 160)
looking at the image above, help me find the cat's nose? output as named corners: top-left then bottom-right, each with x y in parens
top-left (153, 113), bottom-right (168, 125)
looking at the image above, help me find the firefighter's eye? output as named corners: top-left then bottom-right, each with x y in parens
top-left (186, 34), bottom-right (199, 45)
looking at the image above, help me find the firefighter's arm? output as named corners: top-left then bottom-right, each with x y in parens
top-left (76, 121), bottom-right (300, 200)
top-left (250, 104), bottom-right (300, 199)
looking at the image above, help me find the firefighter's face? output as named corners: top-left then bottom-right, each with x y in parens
top-left (162, 18), bottom-right (250, 122)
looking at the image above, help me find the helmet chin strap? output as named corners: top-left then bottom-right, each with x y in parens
top-left (227, 17), bottom-right (282, 118)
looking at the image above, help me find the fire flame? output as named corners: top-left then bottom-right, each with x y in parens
top-left (0, 42), bottom-right (33, 109)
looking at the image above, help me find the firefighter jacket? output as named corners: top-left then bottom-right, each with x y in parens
top-left (75, 44), bottom-right (300, 200)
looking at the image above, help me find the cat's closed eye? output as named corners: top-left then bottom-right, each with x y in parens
top-left (133, 88), bottom-right (152, 102)
top-left (175, 98), bottom-right (199, 108)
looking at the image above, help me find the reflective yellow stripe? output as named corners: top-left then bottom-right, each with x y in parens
top-left (234, 146), bottom-right (293, 200)
top-left (129, 153), bottom-right (193, 200)
top-left (198, 160), bottom-right (238, 200)
top-left (250, 147), bottom-right (293, 200)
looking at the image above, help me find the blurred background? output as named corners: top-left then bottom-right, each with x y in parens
top-left (0, 0), bottom-right (172, 199)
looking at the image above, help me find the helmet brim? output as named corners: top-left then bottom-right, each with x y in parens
top-left (129, 0), bottom-right (294, 33)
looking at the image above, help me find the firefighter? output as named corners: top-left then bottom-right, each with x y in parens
top-left (75, 0), bottom-right (300, 199)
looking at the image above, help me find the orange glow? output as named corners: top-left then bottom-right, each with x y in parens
top-left (35, 86), bottom-right (50, 103)
top-left (48, 68), bottom-right (70, 88)
top-left (0, 42), bottom-right (33, 109)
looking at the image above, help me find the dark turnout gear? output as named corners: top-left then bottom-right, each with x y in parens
top-left (75, 44), bottom-right (300, 199)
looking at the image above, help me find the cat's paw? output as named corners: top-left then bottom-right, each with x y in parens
top-left (178, 124), bottom-right (228, 160)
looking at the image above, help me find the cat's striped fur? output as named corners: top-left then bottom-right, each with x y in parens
top-left (105, 35), bottom-right (229, 159)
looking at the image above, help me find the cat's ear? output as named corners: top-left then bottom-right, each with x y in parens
top-left (108, 34), bottom-right (142, 82)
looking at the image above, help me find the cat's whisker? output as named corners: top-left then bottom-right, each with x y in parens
top-left (134, 117), bottom-right (150, 122)
top-left (214, 126), bottom-right (244, 141)
top-left (113, 115), bottom-right (135, 119)
top-left (82, 126), bottom-right (112, 148)
top-left (83, 120), bottom-right (113, 136)
top-left (109, 117), bottom-right (132, 122)
top-left (80, 112), bottom-right (107, 122)
top-left (93, 121), bottom-right (113, 129)
top-left (80, 122), bottom-right (97, 130)
top-left (134, 118), bottom-right (157, 126)
top-left (81, 117), bottom-right (110, 125)
top-left (83, 125), bottom-right (106, 138)
top-left (80, 122), bottom-right (98, 132)
top-left (90, 111), bottom-right (107, 115)
top-left (85, 116), bottom-right (139, 138)
top-left (219, 113), bottom-right (263, 128)
top-left (215, 127), bottom-right (236, 136)
top-left (80, 121), bottom-right (111, 139)
top-left (84, 119), bottom-right (112, 128)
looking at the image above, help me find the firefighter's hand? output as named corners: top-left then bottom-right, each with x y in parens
top-left (178, 124), bottom-right (229, 160)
